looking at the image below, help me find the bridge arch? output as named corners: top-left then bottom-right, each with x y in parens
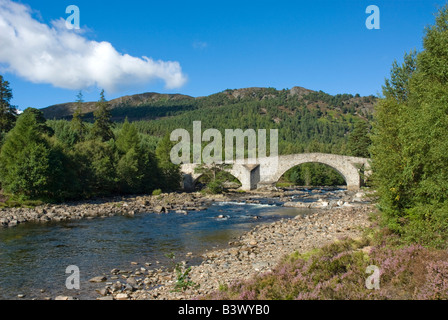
top-left (186, 171), bottom-right (243, 191)
top-left (276, 162), bottom-right (347, 186)
top-left (181, 163), bottom-right (257, 191)
top-left (263, 153), bottom-right (369, 191)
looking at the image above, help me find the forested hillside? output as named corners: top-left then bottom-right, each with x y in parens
top-left (0, 83), bottom-right (375, 203)
top-left (44, 86), bottom-right (376, 156)
top-left (42, 87), bottom-right (376, 124)
top-left (41, 86), bottom-right (376, 191)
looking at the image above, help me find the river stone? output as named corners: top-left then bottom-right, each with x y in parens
top-left (89, 276), bottom-right (107, 283)
top-left (126, 277), bottom-right (137, 286)
top-left (284, 201), bottom-right (311, 208)
top-left (8, 220), bottom-right (18, 227)
top-left (154, 206), bottom-right (166, 214)
top-left (115, 293), bottom-right (129, 300)
top-left (96, 287), bottom-right (109, 296)
top-left (252, 261), bottom-right (270, 271)
top-left (40, 216), bottom-right (50, 222)
top-left (112, 281), bottom-right (123, 292)
top-left (55, 296), bottom-right (74, 300)
top-left (125, 284), bottom-right (136, 292)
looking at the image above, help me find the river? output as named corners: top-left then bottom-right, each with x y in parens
top-left (0, 188), bottom-right (347, 300)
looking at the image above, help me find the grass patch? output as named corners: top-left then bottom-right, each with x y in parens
top-left (152, 189), bottom-right (163, 196)
top-left (0, 193), bottom-right (44, 208)
top-left (276, 182), bottom-right (294, 188)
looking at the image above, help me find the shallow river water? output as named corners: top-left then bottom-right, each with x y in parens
top-left (0, 188), bottom-right (344, 300)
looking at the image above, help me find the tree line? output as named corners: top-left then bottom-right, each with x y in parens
top-left (0, 73), bottom-right (373, 201)
top-left (370, 4), bottom-right (448, 248)
top-left (0, 88), bottom-right (180, 202)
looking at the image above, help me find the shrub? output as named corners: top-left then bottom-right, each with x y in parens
top-left (204, 235), bottom-right (448, 300)
top-left (370, 5), bottom-right (448, 249)
top-left (152, 189), bottom-right (162, 196)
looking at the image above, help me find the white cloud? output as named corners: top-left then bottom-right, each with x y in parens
top-left (0, 0), bottom-right (187, 92)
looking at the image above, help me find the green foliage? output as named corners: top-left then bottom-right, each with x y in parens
top-left (383, 51), bottom-right (418, 103)
top-left (0, 192), bottom-right (44, 208)
top-left (202, 179), bottom-right (225, 195)
top-left (155, 134), bottom-right (174, 165)
top-left (173, 265), bottom-right (197, 292)
top-left (70, 91), bottom-right (87, 143)
top-left (371, 5), bottom-right (448, 248)
top-left (116, 118), bottom-right (140, 154)
top-left (40, 85), bottom-right (377, 194)
top-left (49, 119), bottom-right (83, 147)
top-left (0, 109), bottom-right (62, 199)
top-left (195, 163), bottom-right (236, 194)
top-left (0, 92), bottom-right (185, 201)
top-left (155, 134), bottom-right (182, 192)
top-left (116, 147), bottom-right (142, 193)
top-left (401, 202), bottom-right (448, 249)
top-left (348, 120), bottom-right (371, 158)
top-left (165, 253), bottom-right (199, 292)
top-left (0, 75), bottom-right (17, 135)
top-left (0, 54), bottom-right (378, 202)
top-left (0, 104), bottom-right (179, 201)
top-left (73, 139), bottom-right (117, 196)
top-left (282, 163), bottom-right (346, 187)
top-left (152, 189), bottom-right (162, 196)
top-left (91, 90), bottom-right (115, 142)
top-left (115, 118), bottom-right (144, 193)
top-left (205, 234), bottom-right (448, 300)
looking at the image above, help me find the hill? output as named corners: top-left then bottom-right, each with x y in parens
top-left (39, 86), bottom-right (378, 193)
top-left (41, 86), bottom-right (376, 124)
top-left (42, 92), bottom-right (194, 121)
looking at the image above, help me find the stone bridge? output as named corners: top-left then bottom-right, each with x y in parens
top-left (181, 153), bottom-right (370, 192)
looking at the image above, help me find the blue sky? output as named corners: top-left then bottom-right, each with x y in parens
top-left (1, 0), bottom-right (446, 110)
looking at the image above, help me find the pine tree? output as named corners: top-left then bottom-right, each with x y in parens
top-left (383, 51), bottom-right (417, 103)
top-left (73, 139), bottom-right (117, 196)
top-left (70, 91), bottom-right (87, 142)
top-left (116, 118), bottom-right (141, 154)
top-left (348, 120), bottom-right (371, 158)
top-left (116, 147), bottom-right (142, 193)
top-left (156, 134), bottom-right (181, 191)
top-left (0, 75), bottom-right (18, 134)
top-left (115, 118), bottom-right (144, 193)
top-left (91, 90), bottom-right (114, 142)
top-left (0, 109), bottom-right (59, 198)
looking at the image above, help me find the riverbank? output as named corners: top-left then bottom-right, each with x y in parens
top-left (92, 203), bottom-right (374, 300)
top-left (0, 192), bottom-right (219, 228)
top-left (0, 187), bottom-right (367, 228)
top-left (0, 187), bottom-right (373, 300)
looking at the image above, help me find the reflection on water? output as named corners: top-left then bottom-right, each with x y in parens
top-left (0, 199), bottom-right (319, 300)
